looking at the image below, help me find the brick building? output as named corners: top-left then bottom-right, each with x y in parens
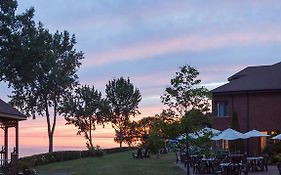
top-left (211, 62), bottom-right (281, 154)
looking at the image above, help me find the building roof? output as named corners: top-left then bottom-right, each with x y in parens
top-left (0, 99), bottom-right (26, 120)
top-left (212, 62), bottom-right (281, 94)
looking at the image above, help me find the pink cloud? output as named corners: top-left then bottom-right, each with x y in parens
top-left (83, 31), bottom-right (281, 67)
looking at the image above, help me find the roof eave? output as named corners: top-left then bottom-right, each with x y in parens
top-left (212, 89), bottom-right (281, 95)
top-left (0, 112), bottom-right (27, 121)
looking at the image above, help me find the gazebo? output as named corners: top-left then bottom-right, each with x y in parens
top-left (0, 99), bottom-right (26, 173)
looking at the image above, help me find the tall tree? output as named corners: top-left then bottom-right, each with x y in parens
top-left (113, 120), bottom-right (139, 148)
top-left (60, 85), bottom-right (109, 149)
top-left (161, 65), bottom-right (211, 116)
top-left (0, 0), bottom-right (39, 84)
top-left (1, 1), bottom-right (84, 152)
top-left (105, 77), bottom-right (141, 147)
top-left (161, 65), bottom-right (211, 175)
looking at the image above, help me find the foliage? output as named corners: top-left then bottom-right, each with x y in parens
top-left (105, 77), bottom-right (141, 147)
top-left (19, 148), bottom-right (129, 168)
top-left (1, 1), bottom-right (84, 153)
top-left (263, 141), bottom-right (281, 162)
top-left (146, 123), bottom-right (165, 155)
top-left (272, 153), bottom-right (281, 163)
top-left (161, 65), bottom-right (211, 116)
top-left (0, 0), bottom-right (39, 84)
top-left (230, 112), bottom-right (244, 152)
top-left (181, 109), bottom-right (211, 133)
top-left (60, 85), bottom-right (109, 149)
top-left (114, 120), bottom-right (139, 147)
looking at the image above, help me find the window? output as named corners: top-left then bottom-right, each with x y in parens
top-left (216, 101), bottom-right (228, 117)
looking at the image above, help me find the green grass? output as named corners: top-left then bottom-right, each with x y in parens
top-left (36, 151), bottom-right (185, 175)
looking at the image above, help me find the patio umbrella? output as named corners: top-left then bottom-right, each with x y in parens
top-left (243, 129), bottom-right (269, 138)
top-left (272, 134), bottom-right (281, 140)
top-left (177, 134), bottom-right (186, 140)
top-left (189, 127), bottom-right (221, 139)
top-left (210, 128), bottom-right (247, 141)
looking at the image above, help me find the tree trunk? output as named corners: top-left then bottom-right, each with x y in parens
top-left (46, 99), bottom-right (57, 153)
top-left (119, 128), bottom-right (123, 148)
top-left (89, 117), bottom-right (94, 149)
top-left (48, 132), bottom-right (54, 153)
top-left (46, 106), bottom-right (53, 153)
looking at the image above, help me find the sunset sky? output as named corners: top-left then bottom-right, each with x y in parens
top-left (1, 0), bottom-right (281, 156)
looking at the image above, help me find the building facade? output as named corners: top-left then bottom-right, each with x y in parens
top-left (211, 62), bottom-right (281, 154)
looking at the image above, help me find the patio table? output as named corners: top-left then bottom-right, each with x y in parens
top-left (220, 162), bottom-right (242, 175)
top-left (247, 156), bottom-right (264, 171)
top-left (201, 158), bottom-right (216, 173)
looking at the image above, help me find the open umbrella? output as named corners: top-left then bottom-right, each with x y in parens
top-left (210, 128), bottom-right (247, 141)
top-left (272, 134), bottom-right (281, 140)
top-left (189, 127), bottom-right (221, 139)
top-left (243, 129), bottom-right (269, 138)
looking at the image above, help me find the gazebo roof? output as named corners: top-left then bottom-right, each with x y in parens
top-left (0, 99), bottom-right (26, 121)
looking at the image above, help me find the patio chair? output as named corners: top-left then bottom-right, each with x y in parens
top-left (226, 162), bottom-right (241, 175)
top-left (261, 154), bottom-right (269, 171)
top-left (212, 158), bottom-right (223, 175)
top-left (277, 162), bottom-right (281, 175)
top-left (192, 157), bottom-right (204, 174)
top-left (240, 162), bottom-right (249, 175)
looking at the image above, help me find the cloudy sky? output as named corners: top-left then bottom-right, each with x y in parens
top-left (1, 0), bottom-right (281, 156)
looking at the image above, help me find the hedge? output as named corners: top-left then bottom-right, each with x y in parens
top-left (19, 147), bottom-right (130, 170)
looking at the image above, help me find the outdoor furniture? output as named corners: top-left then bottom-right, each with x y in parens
top-left (180, 154), bottom-right (188, 167)
top-left (192, 156), bottom-right (205, 174)
top-left (201, 157), bottom-right (215, 173)
top-left (220, 162), bottom-right (242, 175)
top-left (261, 154), bottom-right (269, 171)
top-left (230, 154), bottom-right (244, 163)
top-left (212, 159), bottom-right (223, 175)
top-left (277, 162), bottom-right (281, 175)
top-left (240, 162), bottom-right (249, 175)
top-left (246, 156), bottom-right (264, 172)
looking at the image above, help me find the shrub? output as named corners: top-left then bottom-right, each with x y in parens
top-left (272, 153), bottom-right (281, 163)
top-left (19, 147), bottom-right (129, 169)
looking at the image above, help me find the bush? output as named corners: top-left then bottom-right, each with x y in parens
top-left (19, 147), bottom-right (129, 170)
top-left (272, 153), bottom-right (281, 163)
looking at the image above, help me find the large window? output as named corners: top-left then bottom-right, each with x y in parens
top-left (216, 101), bottom-right (228, 117)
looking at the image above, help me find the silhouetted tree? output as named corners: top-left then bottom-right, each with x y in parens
top-left (1, 0), bottom-right (84, 153)
top-left (60, 85), bottom-right (109, 149)
top-left (114, 120), bottom-right (139, 147)
top-left (105, 77), bottom-right (141, 147)
top-left (161, 65), bottom-right (211, 116)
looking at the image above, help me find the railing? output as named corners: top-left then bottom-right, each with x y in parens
top-left (0, 147), bottom-right (18, 175)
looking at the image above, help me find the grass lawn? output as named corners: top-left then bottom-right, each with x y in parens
top-left (36, 151), bottom-right (185, 175)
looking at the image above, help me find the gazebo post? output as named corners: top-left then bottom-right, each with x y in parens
top-left (4, 126), bottom-right (8, 162)
top-left (15, 122), bottom-right (19, 155)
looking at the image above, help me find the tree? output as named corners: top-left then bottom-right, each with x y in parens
top-left (230, 111), bottom-right (244, 152)
top-left (113, 120), bottom-right (139, 147)
top-left (146, 122), bottom-right (165, 157)
top-left (1, 0), bottom-right (84, 153)
top-left (161, 65), bottom-right (211, 116)
top-left (161, 65), bottom-right (211, 175)
top-left (9, 29), bottom-right (83, 152)
top-left (0, 0), bottom-right (39, 84)
top-left (105, 77), bottom-right (141, 147)
top-left (60, 85), bottom-right (109, 149)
